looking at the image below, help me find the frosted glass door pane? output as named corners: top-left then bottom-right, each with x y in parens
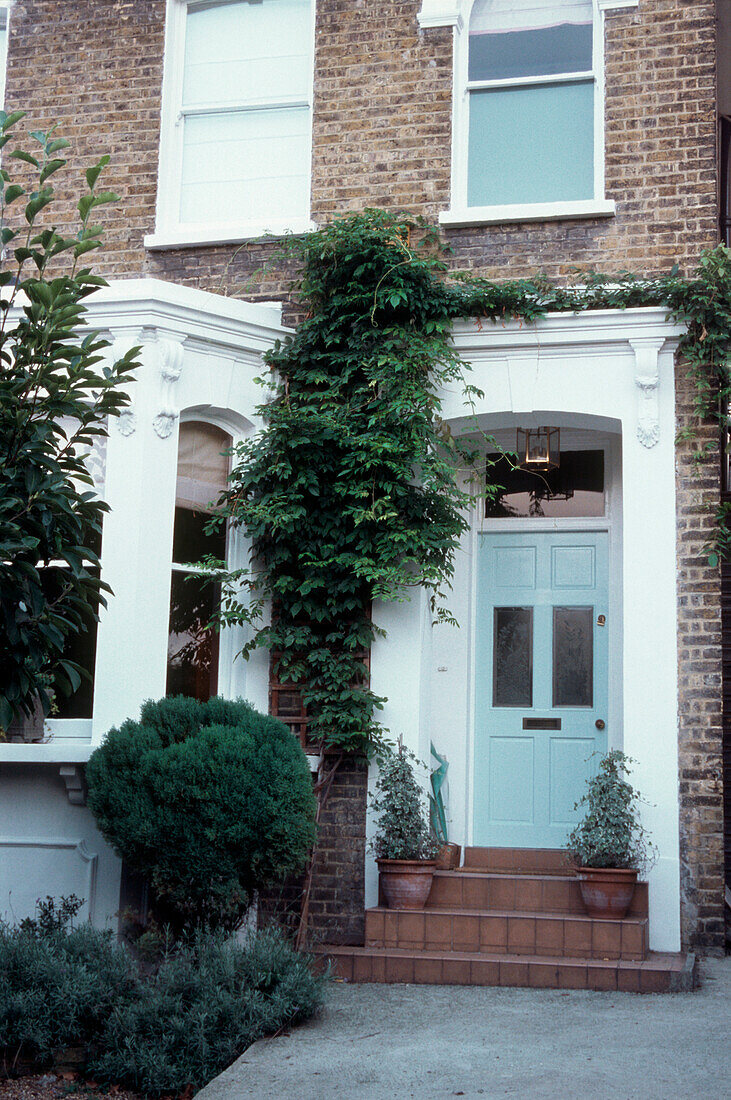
top-left (553, 606), bottom-right (593, 707)
top-left (180, 108), bottom-right (310, 223)
top-left (184, 0), bottom-right (311, 105)
top-left (493, 607), bottom-right (533, 707)
top-left (468, 81), bottom-right (594, 206)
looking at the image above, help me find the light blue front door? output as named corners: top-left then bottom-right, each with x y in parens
top-left (474, 531), bottom-right (609, 848)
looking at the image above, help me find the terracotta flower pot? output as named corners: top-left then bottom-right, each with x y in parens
top-left (435, 842), bottom-right (461, 870)
top-left (376, 859), bottom-right (436, 909)
top-left (577, 866), bottom-right (638, 919)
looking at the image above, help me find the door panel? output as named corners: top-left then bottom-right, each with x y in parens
top-left (489, 736), bottom-right (535, 822)
top-left (474, 531), bottom-right (609, 848)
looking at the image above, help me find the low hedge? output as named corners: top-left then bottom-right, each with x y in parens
top-left (0, 913), bottom-right (326, 1096)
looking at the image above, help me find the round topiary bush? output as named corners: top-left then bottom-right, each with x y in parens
top-left (86, 696), bottom-right (318, 931)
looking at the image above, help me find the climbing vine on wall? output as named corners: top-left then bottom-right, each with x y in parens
top-left (207, 210), bottom-right (731, 758)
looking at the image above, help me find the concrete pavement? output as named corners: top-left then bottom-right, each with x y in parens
top-left (196, 955), bottom-right (731, 1099)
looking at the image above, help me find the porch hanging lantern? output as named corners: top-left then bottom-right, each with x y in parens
top-left (516, 427), bottom-right (560, 472)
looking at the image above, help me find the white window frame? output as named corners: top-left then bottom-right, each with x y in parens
top-left (420, 0), bottom-right (640, 228)
top-left (145, 0), bottom-right (317, 251)
top-left (0, 1), bottom-right (14, 109)
top-left (168, 415), bottom-right (238, 700)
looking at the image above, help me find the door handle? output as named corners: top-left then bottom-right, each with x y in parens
top-left (595, 719), bottom-right (605, 730)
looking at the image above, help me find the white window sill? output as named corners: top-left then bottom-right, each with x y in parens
top-left (0, 741), bottom-right (94, 764)
top-left (439, 200), bottom-right (616, 228)
top-left (144, 219), bottom-right (317, 251)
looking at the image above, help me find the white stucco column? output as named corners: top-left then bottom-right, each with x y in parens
top-left (620, 337), bottom-right (681, 951)
top-left (92, 332), bottom-right (182, 740)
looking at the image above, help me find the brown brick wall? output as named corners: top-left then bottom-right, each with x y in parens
top-left (675, 369), bottom-right (726, 955)
top-left (4, 1), bottom-right (719, 293)
top-left (260, 755), bottom-right (368, 946)
top-left (307, 755), bottom-right (368, 945)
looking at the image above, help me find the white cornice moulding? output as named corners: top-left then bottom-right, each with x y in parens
top-left (451, 307), bottom-right (685, 355)
top-left (82, 279), bottom-right (291, 354)
top-left (417, 0), bottom-right (464, 30)
top-left (1, 278), bottom-right (291, 353)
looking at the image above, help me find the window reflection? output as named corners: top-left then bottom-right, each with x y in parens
top-left (486, 450), bottom-right (605, 519)
top-left (553, 606), bottom-right (593, 707)
top-left (166, 421), bottom-right (231, 702)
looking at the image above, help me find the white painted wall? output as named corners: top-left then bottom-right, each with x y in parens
top-left (368, 307), bottom-right (685, 951)
top-left (0, 766), bottom-right (121, 928)
top-left (2, 284), bottom-right (688, 953)
top-left (0, 280), bottom-right (288, 927)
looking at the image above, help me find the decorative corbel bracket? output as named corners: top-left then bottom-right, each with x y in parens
top-left (630, 337), bottom-right (665, 448)
top-left (152, 334), bottom-right (186, 439)
top-left (59, 765), bottom-right (87, 806)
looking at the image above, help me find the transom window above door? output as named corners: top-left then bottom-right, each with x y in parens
top-left (486, 449), bottom-right (605, 518)
top-left (147, 0), bottom-right (315, 249)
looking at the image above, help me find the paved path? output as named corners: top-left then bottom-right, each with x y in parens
top-left (196, 956), bottom-right (731, 1100)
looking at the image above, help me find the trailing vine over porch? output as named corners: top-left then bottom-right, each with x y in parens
top-left (208, 210), bottom-right (731, 761)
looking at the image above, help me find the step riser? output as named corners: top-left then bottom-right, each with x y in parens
top-left (365, 909), bottom-right (647, 961)
top-left (320, 950), bottom-right (689, 993)
top-left (428, 873), bottom-right (648, 919)
top-left (463, 847), bottom-right (568, 874)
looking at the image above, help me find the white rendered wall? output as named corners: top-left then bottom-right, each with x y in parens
top-left (368, 307), bottom-right (685, 951)
top-left (0, 766), bottom-right (121, 928)
top-left (0, 280), bottom-right (286, 927)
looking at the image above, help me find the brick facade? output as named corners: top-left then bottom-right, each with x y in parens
top-left (4, 0), bottom-right (725, 951)
top-left (675, 373), bottom-right (726, 955)
top-left (4, 1), bottom-right (719, 287)
top-left (260, 755), bottom-right (368, 946)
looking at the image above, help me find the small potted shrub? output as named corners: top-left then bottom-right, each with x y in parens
top-left (566, 750), bottom-right (655, 920)
top-left (371, 740), bottom-right (441, 909)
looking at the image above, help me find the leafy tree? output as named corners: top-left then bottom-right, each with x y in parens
top-left (0, 113), bottom-right (138, 729)
top-left (86, 696), bottom-right (318, 932)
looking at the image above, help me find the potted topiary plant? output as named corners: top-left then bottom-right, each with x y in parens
top-left (370, 739), bottom-right (441, 909)
top-left (566, 750), bottom-right (656, 920)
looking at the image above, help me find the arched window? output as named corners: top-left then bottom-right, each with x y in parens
top-left (166, 421), bottom-right (232, 701)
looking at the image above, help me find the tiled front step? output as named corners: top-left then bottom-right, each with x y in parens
top-left (428, 870), bottom-right (648, 919)
top-left (365, 907), bottom-right (648, 960)
top-left (315, 945), bottom-right (696, 994)
top-left (463, 847), bottom-right (571, 875)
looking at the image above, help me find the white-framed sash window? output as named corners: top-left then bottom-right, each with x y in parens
top-left (438, 0), bottom-right (621, 227)
top-left (0, 2), bottom-right (12, 108)
top-left (146, 0), bottom-right (316, 249)
top-left (167, 420), bottom-right (232, 701)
